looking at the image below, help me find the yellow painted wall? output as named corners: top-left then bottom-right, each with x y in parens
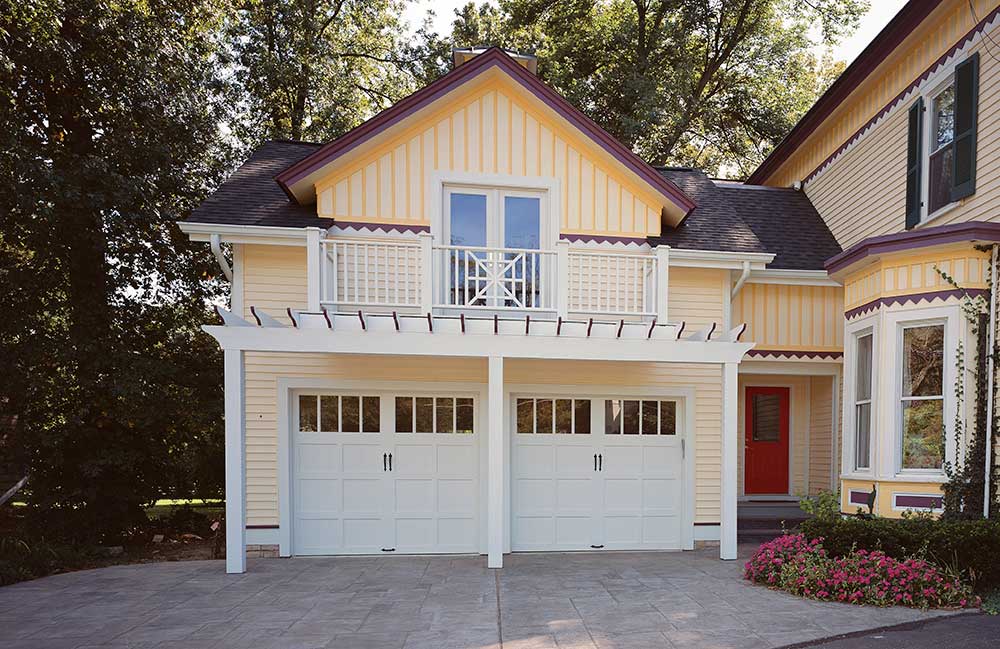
top-left (808, 375), bottom-right (835, 495)
top-left (764, 0), bottom-right (993, 190)
top-left (240, 244), bottom-right (307, 318)
top-left (314, 79), bottom-right (664, 238)
top-left (668, 267), bottom-right (727, 329)
top-left (843, 246), bottom-right (990, 310)
top-left (732, 282), bottom-right (843, 352)
top-left (841, 478), bottom-right (943, 518)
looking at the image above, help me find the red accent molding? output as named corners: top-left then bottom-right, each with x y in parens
top-left (331, 221), bottom-right (430, 234)
top-left (275, 48), bottom-right (694, 216)
top-left (246, 525), bottom-right (279, 530)
top-left (845, 288), bottom-right (988, 320)
top-left (746, 349), bottom-right (844, 360)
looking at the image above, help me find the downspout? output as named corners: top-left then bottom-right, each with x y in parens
top-left (727, 261), bottom-right (751, 334)
top-left (211, 233), bottom-right (233, 282)
top-left (731, 261), bottom-right (751, 298)
top-left (984, 244), bottom-right (998, 518)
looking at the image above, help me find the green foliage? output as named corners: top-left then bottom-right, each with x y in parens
top-left (799, 516), bottom-right (1000, 592)
top-left (0, 534), bottom-right (97, 586)
top-left (799, 489), bottom-right (842, 521)
top-left (448, 0), bottom-right (866, 176)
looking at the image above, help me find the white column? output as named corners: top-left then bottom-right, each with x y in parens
top-left (720, 361), bottom-right (738, 560)
top-left (487, 355), bottom-right (505, 568)
top-left (306, 227), bottom-right (321, 311)
top-left (224, 348), bottom-right (247, 574)
top-left (555, 239), bottom-right (569, 318)
top-left (654, 245), bottom-right (669, 323)
top-left (419, 232), bottom-right (434, 313)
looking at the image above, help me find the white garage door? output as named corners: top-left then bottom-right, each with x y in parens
top-left (293, 392), bottom-right (479, 556)
top-left (512, 396), bottom-right (684, 551)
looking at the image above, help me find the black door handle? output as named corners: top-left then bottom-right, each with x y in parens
top-left (384, 453), bottom-right (387, 471)
top-left (594, 454), bottom-right (598, 471)
top-left (599, 454), bottom-right (602, 471)
top-left (591, 544), bottom-right (604, 549)
top-left (388, 453), bottom-right (392, 471)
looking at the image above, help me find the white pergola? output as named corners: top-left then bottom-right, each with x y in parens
top-left (205, 309), bottom-right (753, 573)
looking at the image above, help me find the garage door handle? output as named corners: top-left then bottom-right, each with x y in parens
top-left (388, 453), bottom-right (392, 471)
top-left (599, 454), bottom-right (602, 471)
top-left (594, 454), bottom-right (598, 471)
top-left (590, 544), bottom-right (604, 549)
top-left (381, 547), bottom-right (395, 552)
top-left (383, 453), bottom-right (387, 471)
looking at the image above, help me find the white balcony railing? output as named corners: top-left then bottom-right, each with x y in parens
top-left (319, 235), bottom-right (666, 319)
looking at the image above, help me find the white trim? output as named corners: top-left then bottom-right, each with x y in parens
top-left (224, 349), bottom-right (247, 574)
top-left (844, 313), bottom-right (880, 479)
top-left (831, 367), bottom-right (841, 491)
top-left (487, 356), bottom-right (505, 568)
top-left (306, 228), bottom-right (321, 311)
top-left (891, 492), bottom-right (944, 513)
top-left (919, 71), bottom-right (959, 224)
top-left (747, 269), bottom-right (839, 286)
top-left (740, 361), bottom-right (841, 376)
top-left (246, 528), bottom-right (280, 545)
top-left (694, 524), bottom-right (720, 541)
top-left (179, 221), bottom-right (311, 245)
top-left (721, 361), bottom-right (738, 560)
top-left (669, 249), bottom-right (773, 269)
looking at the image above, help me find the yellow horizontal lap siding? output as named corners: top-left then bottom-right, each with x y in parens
top-left (668, 267), bottom-right (726, 330)
top-left (314, 79), bottom-right (663, 238)
top-left (766, 0), bottom-right (992, 189)
top-left (843, 246), bottom-right (990, 310)
top-left (841, 478), bottom-right (944, 519)
top-left (732, 283), bottom-right (843, 352)
top-left (241, 244), bottom-right (308, 319)
top-left (808, 376), bottom-right (835, 496)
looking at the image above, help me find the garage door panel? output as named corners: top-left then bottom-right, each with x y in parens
top-left (515, 445), bottom-right (553, 475)
top-left (394, 442), bottom-right (435, 473)
top-left (513, 516), bottom-right (555, 547)
top-left (343, 518), bottom-right (382, 549)
top-left (602, 445), bottom-right (643, 474)
top-left (515, 479), bottom-right (553, 512)
top-left (603, 516), bottom-right (642, 545)
top-left (556, 517), bottom-right (594, 546)
top-left (642, 516), bottom-right (680, 545)
top-left (342, 442), bottom-right (381, 474)
top-left (437, 444), bottom-right (476, 475)
top-left (296, 444), bottom-right (341, 474)
top-left (642, 479), bottom-right (680, 510)
top-left (557, 478), bottom-right (595, 511)
top-left (437, 518), bottom-right (477, 550)
top-left (393, 478), bottom-right (434, 513)
top-left (298, 479), bottom-right (341, 515)
top-left (556, 445), bottom-right (595, 473)
top-left (437, 478), bottom-right (476, 512)
top-left (295, 519), bottom-right (342, 552)
top-left (342, 478), bottom-right (382, 514)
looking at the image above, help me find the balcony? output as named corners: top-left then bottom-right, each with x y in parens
top-left (318, 235), bottom-right (667, 320)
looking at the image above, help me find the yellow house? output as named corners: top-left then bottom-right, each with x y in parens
top-left (181, 0), bottom-right (998, 574)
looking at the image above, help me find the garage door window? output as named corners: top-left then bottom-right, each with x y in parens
top-left (605, 399), bottom-right (677, 435)
top-left (516, 398), bottom-right (591, 434)
top-left (297, 394), bottom-right (380, 433)
top-left (395, 396), bottom-right (475, 433)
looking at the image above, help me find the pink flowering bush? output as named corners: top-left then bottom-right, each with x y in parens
top-left (744, 534), bottom-right (978, 609)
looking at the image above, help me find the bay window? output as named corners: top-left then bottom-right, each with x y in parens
top-left (899, 324), bottom-right (945, 470)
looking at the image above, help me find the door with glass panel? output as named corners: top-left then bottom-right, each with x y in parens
top-left (443, 187), bottom-right (546, 309)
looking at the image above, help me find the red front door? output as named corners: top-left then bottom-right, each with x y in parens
top-left (744, 386), bottom-right (790, 495)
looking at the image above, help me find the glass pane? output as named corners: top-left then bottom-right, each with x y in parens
top-left (855, 402), bottom-right (871, 470)
top-left (660, 401), bottom-right (677, 435)
top-left (504, 196), bottom-right (540, 249)
top-left (623, 400), bottom-right (640, 435)
top-left (516, 398), bottom-right (534, 434)
top-left (449, 193), bottom-right (488, 246)
top-left (856, 334), bottom-right (873, 401)
top-left (456, 398), bottom-right (474, 433)
top-left (902, 399), bottom-right (944, 469)
top-left (929, 146), bottom-right (954, 213)
top-left (641, 401), bottom-right (658, 435)
top-left (341, 396), bottom-right (360, 432)
top-left (604, 400), bottom-right (621, 434)
top-left (298, 395), bottom-right (317, 432)
top-left (555, 399), bottom-right (572, 434)
top-left (536, 399), bottom-right (553, 434)
top-left (902, 325), bottom-right (944, 397)
top-left (320, 396), bottom-right (339, 432)
top-left (933, 85), bottom-right (955, 149)
top-left (574, 400), bottom-right (591, 434)
top-left (415, 397), bottom-right (434, 432)
top-left (436, 397), bottom-right (454, 434)
top-left (362, 396), bottom-right (380, 433)
top-left (395, 397), bottom-right (413, 433)
top-left (752, 394), bottom-right (781, 442)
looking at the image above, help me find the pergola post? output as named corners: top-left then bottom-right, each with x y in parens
top-left (487, 355), bottom-right (505, 568)
top-left (720, 360), bottom-right (739, 560)
top-left (224, 348), bottom-right (247, 574)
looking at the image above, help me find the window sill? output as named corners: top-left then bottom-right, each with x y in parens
top-left (893, 471), bottom-right (947, 483)
top-left (917, 200), bottom-right (962, 228)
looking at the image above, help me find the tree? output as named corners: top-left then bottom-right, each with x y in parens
top-left (227, 0), bottom-right (452, 145)
top-left (0, 0), bottom-right (233, 541)
top-left (449, 0), bottom-right (863, 176)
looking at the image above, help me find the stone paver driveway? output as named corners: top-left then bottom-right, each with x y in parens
top-left (0, 545), bottom-right (956, 649)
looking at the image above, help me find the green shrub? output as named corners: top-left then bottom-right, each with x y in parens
top-left (0, 535), bottom-right (96, 586)
top-left (799, 515), bottom-right (1000, 591)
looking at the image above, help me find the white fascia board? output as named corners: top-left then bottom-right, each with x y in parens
top-left (202, 325), bottom-right (755, 365)
top-left (667, 249), bottom-right (774, 270)
top-left (178, 221), bottom-right (313, 246)
top-left (747, 269), bottom-right (840, 286)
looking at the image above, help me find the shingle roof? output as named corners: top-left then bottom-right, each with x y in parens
top-left (715, 183), bottom-right (842, 270)
top-left (649, 168), bottom-right (840, 270)
top-left (186, 140), bottom-right (332, 228)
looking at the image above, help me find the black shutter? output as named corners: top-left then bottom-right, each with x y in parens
top-left (905, 98), bottom-right (923, 229)
top-left (952, 52), bottom-right (979, 201)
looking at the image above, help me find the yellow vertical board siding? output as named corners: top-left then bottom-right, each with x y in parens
top-left (241, 244), bottom-right (307, 319)
top-left (732, 283), bottom-right (844, 351)
top-left (842, 247), bottom-right (990, 310)
top-left (668, 267), bottom-right (727, 329)
top-left (808, 375), bottom-right (834, 495)
top-left (315, 82), bottom-right (665, 238)
top-left (737, 375), bottom-right (812, 496)
top-left (841, 478), bottom-right (943, 518)
top-left (506, 360), bottom-right (723, 524)
top-left (766, 0), bottom-right (989, 188)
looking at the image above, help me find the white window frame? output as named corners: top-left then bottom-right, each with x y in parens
top-left (887, 305), bottom-right (961, 478)
top-left (851, 328), bottom-right (875, 472)
top-left (843, 314), bottom-right (879, 480)
top-left (919, 67), bottom-right (960, 225)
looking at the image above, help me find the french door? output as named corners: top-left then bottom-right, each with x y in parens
top-left (442, 187), bottom-right (548, 308)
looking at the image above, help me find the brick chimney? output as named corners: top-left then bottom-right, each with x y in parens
top-left (452, 47), bottom-right (538, 74)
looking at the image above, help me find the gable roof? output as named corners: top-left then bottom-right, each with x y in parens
top-left (650, 169), bottom-right (840, 270)
top-left (274, 47), bottom-right (696, 223)
top-left (746, 0), bottom-right (944, 185)
top-left (186, 141), bottom-right (331, 228)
